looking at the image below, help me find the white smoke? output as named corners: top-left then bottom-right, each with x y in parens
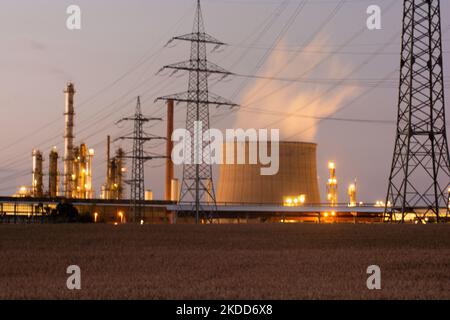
top-left (233, 37), bottom-right (359, 142)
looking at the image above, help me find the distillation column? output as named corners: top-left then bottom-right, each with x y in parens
top-left (48, 147), bottom-right (59, 198)
top-left (327, 161), bottom-right (338, 206)
top-left (32, 149), bottom-right (44, 198)
top-left (64, 83), bottom-right (76, 198)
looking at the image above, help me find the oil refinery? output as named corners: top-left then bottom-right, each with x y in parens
top-left (0, 0), bottom-right (449, 225)
top-left (1, 88), bottom-right (379, 224)
top-left (1, 0), bottom-right (450, 305)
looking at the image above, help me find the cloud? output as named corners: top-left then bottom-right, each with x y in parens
top-left (233, 36), bottom-right (359, 142)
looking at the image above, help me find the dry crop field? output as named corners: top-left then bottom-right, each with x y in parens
top-left (0, 224), bottom-right (449, 300)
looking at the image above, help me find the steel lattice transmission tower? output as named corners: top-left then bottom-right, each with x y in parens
top-left (117, 97), bottom-right (166, 222)
top-left (157, 0), bottom-right (238, 224)
top-left (385, 0), bottom-right (450, 223)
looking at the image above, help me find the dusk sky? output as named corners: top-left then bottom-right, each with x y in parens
top-left (0, 0), bottom-right (449, 202)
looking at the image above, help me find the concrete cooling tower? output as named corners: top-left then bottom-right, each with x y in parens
top-left (217, 141), bottom-right (321, 205)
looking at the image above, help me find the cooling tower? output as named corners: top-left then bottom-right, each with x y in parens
top-left (217, 141), bottom-right (321, 205)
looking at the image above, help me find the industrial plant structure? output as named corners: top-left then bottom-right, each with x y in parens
top-left (63, 83), bottom-right (76, 198)
top-left (326, 161), bottom-right (338, 206)
top-left (101, 136), bottom-right (126, 200)
top-left (31, 149), bottom-right (44, 198)
top-left (348, 182), bottom-right (357, 207)
top-left (71, 143), bottom-right (95, 199)
top-left (23, 83), bottom-right (96, 199)
top-left (48, 147), bottom-right (59, 198)
top-left (216, 141), bottom-right (321, 205)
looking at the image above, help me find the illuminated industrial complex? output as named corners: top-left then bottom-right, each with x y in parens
top-left (0, 81), bottom-right (440, 224)
top-left (2, 92), bottom-right (373, 224)
top-left (0, 0), bottom-right (448, 225)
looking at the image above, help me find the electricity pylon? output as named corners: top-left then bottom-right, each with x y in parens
top-left (117, 97), bottom-right (166, 222)
top-left (156, 0), bottom-right (238, 224)
top-left (385, 0), bottom-right (450, 223)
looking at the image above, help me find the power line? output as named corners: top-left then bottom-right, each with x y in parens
top-left (242, 29), bottom-right (402, 133)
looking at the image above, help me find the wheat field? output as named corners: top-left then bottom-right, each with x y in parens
top-left (0, 224), bottom-right (449, 300)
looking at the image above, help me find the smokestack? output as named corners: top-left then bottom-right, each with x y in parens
top-left (64, 83), bottom-right (75, 198)
top-left (87, 147), bottom-right (94, 199)
top-left (107, 135), bottom-right (111, 177)
top-left (116, 148), bottom-right (125, 200)
top-left (104, 135), bottom-right (112, 200)
top-left (32, 149), bottom-right (44, 198)
top-left (165, 99), bottom-right (174, 201)
top-left (48, 147), bottom-right (59, 198)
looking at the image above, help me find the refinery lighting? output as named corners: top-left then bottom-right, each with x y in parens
top-left (448, 188), bottom-right (450, 208)
top-left (283, 195), bottom-right (306, 207)
top-left (375, 201), bottom-right (386, 207)
top-left (348, 183), bottom-right (357, 207)
top-left (118, 211), bottom-right (124, 223)
top-left (299, 195), bottom-right (306, 204)
top-left (326, 161), bottom-right (338, 206)
top-left (328, 162), bottom-right (335, 170)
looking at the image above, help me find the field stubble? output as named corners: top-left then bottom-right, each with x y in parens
top-left (0, 224), bottom-right (449, 299)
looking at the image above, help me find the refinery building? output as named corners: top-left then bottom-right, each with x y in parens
top-left (0, 83), bottom-right (380, 224)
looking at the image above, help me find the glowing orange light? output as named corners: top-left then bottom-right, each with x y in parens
top-left (118, 211), bottom-right (124, 223)
top-left (328, 162), bottom-right (336, 170)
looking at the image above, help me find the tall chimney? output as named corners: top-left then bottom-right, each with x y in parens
top-left (48, 147), bottom-right (59, 198)
top-left (165, 99), bottom-right (174, 201)
top-left (64, 83), bottom-right (75, 198)
top-left (107, 135), bottom-right (111, 175)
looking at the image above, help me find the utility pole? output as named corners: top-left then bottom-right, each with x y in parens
top-left (156, 0), bottom-right (238, 224)
top-left (385, 0), bottom-right (450, 223)
top-left (117, 97), bottom-right (166, 222)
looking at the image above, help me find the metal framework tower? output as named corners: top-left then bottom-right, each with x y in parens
top-left (157, 0), bottom-right (238, 224)
top-left (385, 0), bottom-right (450, 223)
top-left (117, 97), bottom-right (166, 222)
